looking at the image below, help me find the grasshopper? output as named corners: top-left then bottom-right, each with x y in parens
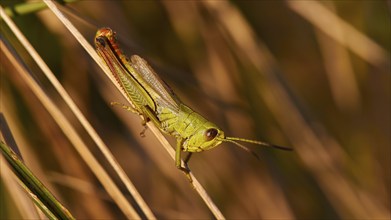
top-left (94, 27), bottom-right (291, 181)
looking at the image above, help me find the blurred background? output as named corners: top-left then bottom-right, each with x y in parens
top-left (1, 1), bottom-right (390, 219)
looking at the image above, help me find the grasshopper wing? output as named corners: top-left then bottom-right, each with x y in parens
top-left (130, 55), bottom-right (180, 112)
top-left (95, 35), bottom-right (155, 113)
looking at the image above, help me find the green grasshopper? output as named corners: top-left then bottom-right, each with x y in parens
top-left (94, 27), bottom-right (291, 181)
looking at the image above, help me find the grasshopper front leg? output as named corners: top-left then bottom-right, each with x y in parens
top-left (111, 102), bottom-right (150, 136)
top-left (110, 101), bottom-right (139, 113)
top-left (176, 138), bottom-right (193, 183)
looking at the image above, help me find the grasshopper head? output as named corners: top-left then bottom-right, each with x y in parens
top-left (184, 123), bottom-right (225, 152)
top-left (184, 122), bottom-right (292, 157)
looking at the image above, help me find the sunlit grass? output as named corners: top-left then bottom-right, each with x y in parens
top-left (1, 1), bottom-right (389, 219)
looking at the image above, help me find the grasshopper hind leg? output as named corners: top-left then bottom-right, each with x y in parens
top-left (182, 153), bottom-right (194, 183)
top-left (180, 152), bottom-right (193, 177)
top-left (178, 164), bottom-right (192, 184)
top-left (184, 152), bottom-right (193, 164)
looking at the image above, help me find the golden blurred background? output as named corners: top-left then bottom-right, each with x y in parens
top-left (1, 1), bottom-right (390, 219)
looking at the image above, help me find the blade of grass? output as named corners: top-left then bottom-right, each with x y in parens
top-left (0, 33), bottom-right (139, 219)
top-left (0, 154), bottom-right (42, 219)
top-left (42, 0), bottom-right (225, 219)
top-left (2, 0), bottom-right (78, 17)
top-left (315, 26), bottom-right (361, 112)
top-left (1, 4), bottom-right (154, 219)
top-left (0, 114), bottom-right (42, 219)
top-left (163, 2), bottom-right (294, 217)
top-left (203, 1), bottom-right (390, 218)
top-left (287, 0), bottom-right (389, 69)
top-left (0, 150), bottom-right (62, 220)
top-left (0, 114), bottom-right (74, 220)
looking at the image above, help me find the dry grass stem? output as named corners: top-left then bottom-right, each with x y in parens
top-left (203, 1), bottom-right (390, 219)
top-left (42, 1), bottom-right (225, 219)
top-left (315, 29), bottom-right (361, 111)
top-left (0, 7), bottom-right (140, 219)
top-left (1, 1), bottom-right (388, 219)
top-left (287, 1), bottom-right (389, 68)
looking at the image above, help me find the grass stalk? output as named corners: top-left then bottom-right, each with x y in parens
top-left (2, 0), bottom-right (78, 17)
top-left (0, 10), bottom-right (140, 218)
top-left (0, 114), bottom-right (74, 220)
top-left (203, 1), bottom-right (390, 218)
top-left (2, 1), bottom-right (156, 218)
top-left (287, 0), bottom-right (389, 68)
top-left (42, 0), bottom-right (225, 219)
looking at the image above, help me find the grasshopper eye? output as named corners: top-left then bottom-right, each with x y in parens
top-left (96, 37), bottom-right (106, 47)
top-left (205, 128), bottom-right (218, 141)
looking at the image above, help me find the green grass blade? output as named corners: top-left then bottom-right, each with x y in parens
top-left (0, 141), bottom-right (75, 220)
top-left (2, 0), bottom-right (78, 17)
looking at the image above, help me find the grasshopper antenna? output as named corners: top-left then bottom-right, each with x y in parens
top-left (225, 137), bottom-right (293, 151)
top-left (222, 138), bottom-right (261, 160)
top-left (220, 137), bottom-right (292, 160)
